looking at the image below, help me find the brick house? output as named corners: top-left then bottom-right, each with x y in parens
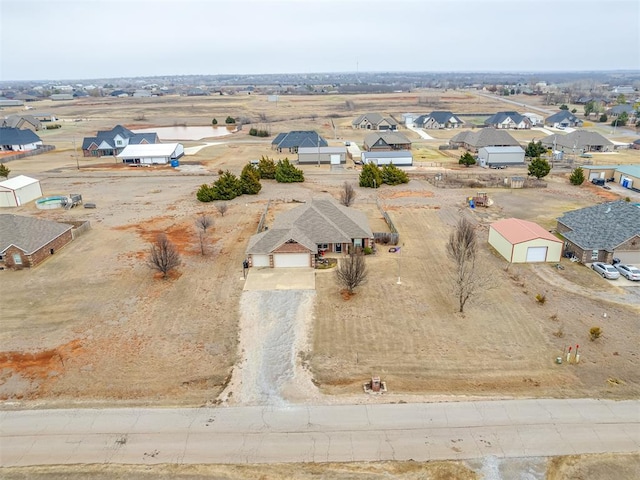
top-left (352, 113), bottom-right (398, 131)
top-left (246, 198), bottom-right (373, 268)
top-left (0, 214), bottom-right (73, 269)
top-left (556, 201), bottom-right (640, 265)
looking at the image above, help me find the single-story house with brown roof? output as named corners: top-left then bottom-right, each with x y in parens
top-left (363, 132), bottom-right (411, 151)
top-left (246, 198), bottom-right (373, 268)
top-left (0, 214), bottom-right (74, 268)
top-left (449, 128), bottom-right (521, 153)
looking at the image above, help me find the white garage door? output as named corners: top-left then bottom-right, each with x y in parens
top-left (273, 253), bottom-right (309, 268)
top-left (330, 154), bottom-right (341, 165)
top-left (614, 251), bottom-right (640, 265)
top-left (526, 246), bottom-right (548, 262)
top-left (0, 191), bottom-right (16, 207)
top-left (251, 255), bottom-right (270, 267)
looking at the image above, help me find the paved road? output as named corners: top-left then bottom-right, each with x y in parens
top-left (1, 399), bottom-right (638, 466)
top-left (474, 92), bottom-right (555, 115)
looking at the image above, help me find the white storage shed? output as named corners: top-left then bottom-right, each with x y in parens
top-left (0, 175), bottom-right (43, 207)
top-left (117, 143), bottom-right (184, 165)
top-left (477, 146), bottom-right (525, 168)
top-left (361, 150), bottom-right (413, 166)
top-left (297, 147), bottom-right (347, 164)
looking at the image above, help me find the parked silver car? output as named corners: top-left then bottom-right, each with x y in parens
top-left (614, 264), bottom-right (640, 281)
top-left (591, 262), bottom-right (620, 279)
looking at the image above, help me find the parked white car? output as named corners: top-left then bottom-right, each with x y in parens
top-left (614, 264), bottom-right (640, 281)
top-left (591, 262), bottom-right (620, 280)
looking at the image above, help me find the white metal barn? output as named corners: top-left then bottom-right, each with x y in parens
top-left (0, 175), bottom-right (43, 207)
top-left (117, 143), bottom-right (184, 165)
top-left (489, 218), bottom-right (563, 263)
top-left (477, 146), bottom-right (525, 168)
top-left (361, 150), bottom-right (413, 166)
top-left (297, 147), bottom-right (347, 165)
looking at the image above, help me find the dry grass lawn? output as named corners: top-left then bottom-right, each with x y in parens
top-left (1, 92), bottom-right (638, 407)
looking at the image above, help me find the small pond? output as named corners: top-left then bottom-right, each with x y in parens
top-left (132, 126), bottom-right (234, 141)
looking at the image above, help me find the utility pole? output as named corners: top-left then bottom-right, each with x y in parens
top-left (73, 137), bottom-right (79, 170)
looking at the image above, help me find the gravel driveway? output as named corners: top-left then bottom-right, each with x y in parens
top-left (220, 290), bottom-right (319, 406)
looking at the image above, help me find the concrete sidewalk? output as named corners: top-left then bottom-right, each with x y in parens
top-left (2, 398), bottom-right (638, 466)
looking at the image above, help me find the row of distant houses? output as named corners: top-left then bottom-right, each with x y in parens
top-left (355, 109), bottom-right (633, 130)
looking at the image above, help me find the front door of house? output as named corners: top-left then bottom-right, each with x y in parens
top-left (335, 244), bottom-right (342, 253)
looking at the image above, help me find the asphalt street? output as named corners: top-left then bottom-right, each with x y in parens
top-left (1, 398), bottom-right (638, 466)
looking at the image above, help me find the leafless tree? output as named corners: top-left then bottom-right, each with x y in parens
top-left (447, 217), bottom-right (480, 313)
top-left (336, 253), bottom-right (368, 294)
top-left (216, 202), bottom-right (228, 217)
top-left (340, 181), bottom-right (356, 207)
top-left (195, 214), bottom-right (214, 255)
top-left (147, 233), bottom-right (181, 279)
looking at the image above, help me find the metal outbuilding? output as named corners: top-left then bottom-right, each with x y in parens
top-left (116, 143), bottom-right (184, 165)
top-left (477, 146), bottom-right (525, 168)
top-left (361, 150), bottom-right (413, 166)
top-left (297, 147), bottom-right (347, 165)
top-left (489, 218), bottom-right (563, 263)
top-left (0, 175), bottom-right (43, 207)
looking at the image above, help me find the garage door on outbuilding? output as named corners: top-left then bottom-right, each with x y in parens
top-left (489, 218), bottom-right (563, 263)
top-left (0, 175), bottom-right (43, 207)
top-left (526, 246), bottom-right (548, 262)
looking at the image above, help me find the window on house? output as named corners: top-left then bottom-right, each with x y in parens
top-left (12, 253), bottom-right (22, 265)
top-left (591, 250), bottom-right (598, 260)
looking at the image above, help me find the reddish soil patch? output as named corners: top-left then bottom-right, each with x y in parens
top-left (115, 216), bottom-right (199, 255)
top-left (0, 340), bottom-right (83, 384)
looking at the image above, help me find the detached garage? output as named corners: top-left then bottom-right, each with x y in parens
top-left (489, 218), bottom-right (562, 263)
top-left (0, 175), bottom-right (43, 207)
top-left (117, 143), bottom-right (184, 165)
top-left (477, 146), bottom-right (525, 168)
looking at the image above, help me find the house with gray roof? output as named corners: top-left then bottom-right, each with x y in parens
top-left (0, 214), bottom-right (74, 268)
top-left (413, 111), bottom-right (463, 129)
top-left (363, 132), bottom-right (411, 151)
top-left (82, 125), bottom-right (159, 157)
top-left (0, 127), bottom-right (43, 152)
top-left (271, 131), bottom-right (327, 153)
top-left (545, 111), bottom-right (583, 128)
top-left (449, 128), bottom-right (520, 153)
top-left (352, 113), bottom-right (398, 131)
top-left (607, 104), bottom-right (637, 121)
top-left (246, 198), bottom-right (373, 268)
top-left (540, 131), bottom-right (613, 153)
top-left (2, 114), bottom-right (42, 131)
top-left (484, 111), bottom-right (532, 129)
top-left (556, 201), bottom-right (640, 265)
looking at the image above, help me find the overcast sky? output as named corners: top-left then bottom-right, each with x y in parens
top-left (1, 0), bottom-right (639, 81)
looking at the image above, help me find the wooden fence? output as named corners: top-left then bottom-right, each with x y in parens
top-left (1, 145), bottom-right (55, 162)
top-left (256, 200), bottom-right (271, 233)
top-left (374, 198), bottom-right (399, 245)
